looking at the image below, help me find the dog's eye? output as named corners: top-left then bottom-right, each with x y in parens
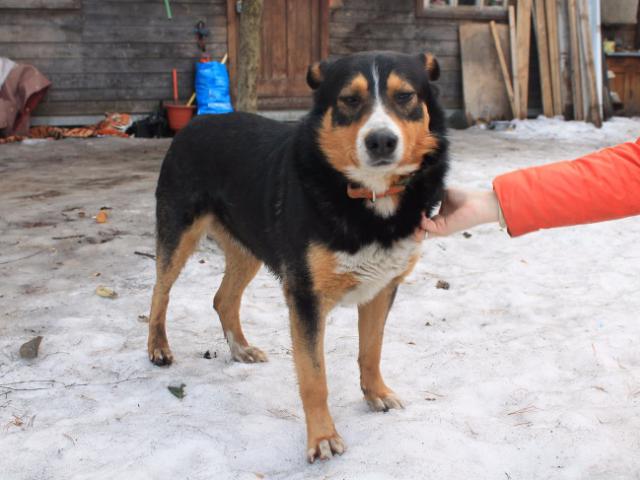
top-left (339, 95), bottom-right (361, 108)
top-left (395, 92), bottom-right (415, 105)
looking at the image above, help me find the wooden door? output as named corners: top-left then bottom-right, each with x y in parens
top-left (607, 56), bottom-right (640, 116)
top-left (227, 0), bottom-right (329, 109)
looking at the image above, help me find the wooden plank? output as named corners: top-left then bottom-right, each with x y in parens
top-left (83, 14), bottom-right (227, 28)
top-left (516, 0), bottom-right (532, 118)
top-left (0, 25), bottom-right (81, 43)
top-left (83, 2), bottom-right (226, 17)
top-left (34, 100), bottom-right (162, 116)
top-left (568, 0), bottom-right (584, 120)
top-left (23, 58), bottom-right (202, 75)
top-left (508, 6), bottom-right (521, 119)
top-left (459, 22), bottom-right (512, 123)
top-left (533, 0), bottom-right (554, 116)
top-left (556, 0), bottom-right (573, 118)
top-left (45, 72), bottom-right (194, 89)
top-left (330, 23), bottom-right (459, 41)
top-left (0, 0), bottom-right (80, 8)
top-left (334, 9), bottom-right (457, 24)
top-left (47, 86), bottom-right (193, 102)
top-left (330, 38), bottom-right (460, 56)
top-left (80, 26), bottom-right (226, 43)
top-left (81, 0), bottom-right (226, 3)
top-left (545, 0), bottom-right (563, 116)
top-left (577, 0), bottom-right (602, 127)
top-left (0, 25), bottom-right (224, 44)
top-left (2, 42), bottom-right (225, 61)
top-left (490, 20), bottom-right (517, 118)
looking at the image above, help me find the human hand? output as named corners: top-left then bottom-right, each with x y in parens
top-left (420, 188), bottom-right (500, 237)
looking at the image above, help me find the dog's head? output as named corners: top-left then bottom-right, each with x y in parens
top-left (308, 51), bottom-right (444, 196)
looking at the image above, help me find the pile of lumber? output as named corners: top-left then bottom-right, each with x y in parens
top-left (460, 0), bottom-right (603, 127)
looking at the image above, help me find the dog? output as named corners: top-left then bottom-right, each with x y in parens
top-left (148, 50), bottom-right (449, 462)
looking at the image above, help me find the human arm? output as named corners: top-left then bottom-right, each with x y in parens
top-left (422, 139), bottom-right (640, 237)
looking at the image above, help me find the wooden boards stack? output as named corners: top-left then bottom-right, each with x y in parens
top-left (460, 0), bottom-right (603, 127)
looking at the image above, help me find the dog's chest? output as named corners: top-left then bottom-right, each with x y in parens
top-left (335, 237), bottom-right (419, 305)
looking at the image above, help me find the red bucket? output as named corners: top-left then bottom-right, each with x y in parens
top-left (166, 103), bottom-right (195, 131)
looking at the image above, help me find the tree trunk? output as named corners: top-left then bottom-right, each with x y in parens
top-left (236, 0), bottom-right (264, 113)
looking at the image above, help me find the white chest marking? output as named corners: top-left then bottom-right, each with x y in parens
top-left (336, 237), bottom-right (419, 305)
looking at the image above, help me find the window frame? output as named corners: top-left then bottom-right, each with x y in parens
top-left (415, 0), bottom-right (509, 21)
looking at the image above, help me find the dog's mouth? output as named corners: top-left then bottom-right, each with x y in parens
top-left (366, 157), bottom-right (396, 168)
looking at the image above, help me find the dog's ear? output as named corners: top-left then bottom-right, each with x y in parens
top-left (307, 61), bottom-right (328, 90)
top-left (418, 52), bottom-right (440, 81)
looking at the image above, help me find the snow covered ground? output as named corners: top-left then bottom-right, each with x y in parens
top-left (1, 117), bottom-right (639, 480)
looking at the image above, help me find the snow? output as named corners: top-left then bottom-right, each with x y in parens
top-left (1, 117), bottom-right (639, 479)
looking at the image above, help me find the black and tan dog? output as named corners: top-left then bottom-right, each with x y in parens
top-left (148, 51), bottom-right (448, 462)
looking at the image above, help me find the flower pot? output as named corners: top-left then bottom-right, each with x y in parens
top-left (166, 103), bottom-right (195, 131)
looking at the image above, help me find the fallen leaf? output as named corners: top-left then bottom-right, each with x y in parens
top-left (9, 415), bottom-right (23, 427)
top-left (95, 286), bottom-right (117, 299)
top-left (95, 211), bottom-right (108, 224)
top-left (436, 280), bottom-right (450, 290)
top-left (19, 336), bottom-right (43, 359)
top-left (168, 383), bottom-right (186, 399)
top-left (462, 231), bottom-right (472, 238)
top-left (137, 314), bottom-right (149, 323)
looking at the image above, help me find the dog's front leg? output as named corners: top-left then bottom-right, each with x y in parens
top-left (358, 281), bottom-right (404, 412)
top-left (286, 291), bottom-right (345, 463)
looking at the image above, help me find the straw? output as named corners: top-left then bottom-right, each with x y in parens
top-left (186, 93), bottom-right (196, 107)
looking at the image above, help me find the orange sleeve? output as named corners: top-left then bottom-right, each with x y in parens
top-left (493, 139), bottom-right (640, 237)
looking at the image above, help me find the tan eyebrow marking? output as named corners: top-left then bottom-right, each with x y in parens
top-left (339, 73), bottom-right (369, 99)
top-left (386, 72), bottom-right (416, 96)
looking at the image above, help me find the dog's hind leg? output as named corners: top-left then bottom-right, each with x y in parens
top-left (148, 214), bottom-right (210, 366)
top-left (358, 282), bottom-right (404, 412)
top-left (209, 221), bottom-right (266, 363)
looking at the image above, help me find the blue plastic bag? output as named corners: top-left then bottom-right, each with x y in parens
top-left (195, 61), bottom-right (233, 115)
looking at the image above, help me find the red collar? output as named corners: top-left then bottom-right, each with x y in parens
top-left (346, 183), bottom-right (406, 202)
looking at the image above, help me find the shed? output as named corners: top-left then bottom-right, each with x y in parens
top-left (0, 0), bottom-right (518, 124)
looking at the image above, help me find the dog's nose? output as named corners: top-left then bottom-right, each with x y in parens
top-left (364, 129), bottom-right (398, 162)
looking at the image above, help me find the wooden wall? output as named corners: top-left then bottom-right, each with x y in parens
top-left (329, 0), bottom-right (469, 111)
top-left (0, 0), bottom-right (505, 117)
top-left (0, 0), bottom-right (227, 117)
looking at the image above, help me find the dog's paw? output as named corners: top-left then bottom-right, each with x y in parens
top-left (230, 343), bottom-right (268, 363)
top-left (149, 345), bottom-right (174, 366)
top-left (307, 434), bottom-right (346, 463)
top-left (365, 391), bottom-right (404, 412)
